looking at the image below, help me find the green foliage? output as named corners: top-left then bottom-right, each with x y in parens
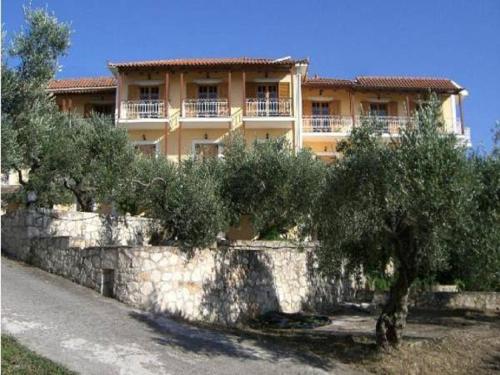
top-left (221, 135), bottom-right (326, 239)
top-left (117, 156), bottom-right (229, 249)
top-left (1, 5), bottom-right (70, 205)
top-left (440, 152), bottom-right (500, 291)
top-left (315, 95), bottom-right (477, 347)
top-left (29, 114), bottom-right (135, 211)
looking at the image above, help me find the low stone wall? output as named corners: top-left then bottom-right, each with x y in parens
top-left (412, 291), bottom-right (499, 312)
top-left (12, 233), bottom-right (355, 324)
top-left (1, 209), bottom-right (154, 260)
top-left (373, 291), bottom-right (499, 312)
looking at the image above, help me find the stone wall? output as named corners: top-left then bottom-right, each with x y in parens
top-left (1, 209), bottom-right (154, 260)
top-left (2, 209), bottom-right (355, 324)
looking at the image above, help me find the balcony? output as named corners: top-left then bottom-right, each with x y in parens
top-left (120, 100), bottom-right (166, 122)
top-left (356, 115), bottom-right (414, 135)
top-left (303, 116), bottom-right (353, 134)
top-left (180, 99), bottom-right (231, 128)
top-left (182, 99), bottom-right (229, 118)
top-left (244, 98), bottom-right (294, 128)
top-left (245, 98), bottom-right (292, 117)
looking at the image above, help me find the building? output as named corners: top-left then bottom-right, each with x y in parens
top-left (48, 56), bottom-right (471, 162)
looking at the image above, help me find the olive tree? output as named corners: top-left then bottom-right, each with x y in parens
top-left (32, 115), bottom-right (135, 211)
top-left (221, 135), bottom-right (326, 239)
top-left (316, 97), bottom-right (475, 348)
top-left (1, 6), bottom-right (71, 200)
top-left (116, 155), bottom-right (229, 249)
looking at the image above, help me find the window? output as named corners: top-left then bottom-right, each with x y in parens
top-left (312, 102), bottom-right (330, 132)
top-left (257, 85), bottom-right (278, 99)
top-left (91, 104), bottom-right (114, 116)
top-left (193, 142), bottom-right (222, 161)
top-left (139, 86), bottom-right (159, 101)
top-left (198, 86), bottom-right (218, 99)
top-left (369, 103), bottom-right (388, 116)
top-left (133, 143), bottom-right (158, 157)
top-left (256, 85), bottom-right (278, 116)
top-left (196, 86), bottom-right (218, 116)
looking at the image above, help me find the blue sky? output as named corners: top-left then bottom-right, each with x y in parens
top-left (3, 0), bottom-right (499, 151)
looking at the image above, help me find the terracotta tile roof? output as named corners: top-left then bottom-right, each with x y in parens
top-left (108, 57), bottom-right (308, 69)
top-left (355, 76), bottom-right (461, 92)
top-left (303, 77), bottom-right (353, 88)
top-left (303, 75), bottom-right (462, 93)
top-left (47, 77), bottom-right (117, 93)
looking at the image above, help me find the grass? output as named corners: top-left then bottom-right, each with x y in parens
top-left (1, 335), bottom-right (75, 375)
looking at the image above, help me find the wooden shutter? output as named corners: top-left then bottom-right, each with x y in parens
top-left (246, 82), bottom-right (258, 98)
top-left (303, 101), bottom-right (312, 116)
top-left (84, 103), bottom-right (92, 118)
top-left (186, 83), bottom-right (197, 99)
top-left (128, 85), bottom-right (140, 100)
top-left (409, 100), bottom-right (417, 114)
top-left (388, 101), bottom-right (398, 116)
top-left (331, 100), bottom-right (341, 115)
top-left (279, 82), bottom-right (290, 98)
top-left (219, 83), bottom-right (228, 99)
top-left (361, 101), bottom-right (370, 114)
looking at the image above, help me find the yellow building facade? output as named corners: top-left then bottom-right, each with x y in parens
top-left (47, 57), bottom-right (471, 163)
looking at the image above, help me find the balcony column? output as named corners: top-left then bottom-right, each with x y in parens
top-left (349, 90), bottom-right (355, 127)
top-left (406, 95), bottom-right (411, 116)
top-left (228, 71), bottom-right (232, 130)
top-left (458, 93), bottom-right (465, 135)
top-left (290, 72), bottom-right (295, 151)
top-left (242, 71), bottom-right (246, 136)
top-left (178, 72), bottom-right (184, 162)
top-left (164, 72), bottom-right (169, 155)
top-left (116, 73), bottom-right (122, 122)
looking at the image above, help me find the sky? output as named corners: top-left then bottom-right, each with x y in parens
top-left (3, 0), bottom-right (499, 151)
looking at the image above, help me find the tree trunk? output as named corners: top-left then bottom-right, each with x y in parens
top-left (375, 267), bottom-right (413, 349)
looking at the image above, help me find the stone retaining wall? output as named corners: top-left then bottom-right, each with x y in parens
top-left (24, 238), bottom-right (354, 324)
top-left (1, 209), bottom-right (154, 260)
top-left (2, 209), bottom-right (355, 324)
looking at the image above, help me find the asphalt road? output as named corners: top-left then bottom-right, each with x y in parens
top-left (1, 257), bottom-right (361, 375)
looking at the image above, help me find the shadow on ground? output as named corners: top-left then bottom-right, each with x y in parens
top-left (130, 307), bottom-right (500, 372)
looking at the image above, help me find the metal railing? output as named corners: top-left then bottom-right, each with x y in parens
top-left (245, 98), bottom-right (292, 117)
top-left (302, 116), bottom-right (353, 133)
top-left (356, 115), bottom-right (414, 134)
top-left (182, 99), bottom-right (229, 118)
top-left (120, 100), bottom-right (166, 120)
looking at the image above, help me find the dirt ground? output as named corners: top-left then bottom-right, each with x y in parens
top-left (238, 307), bottom-right (500, 374)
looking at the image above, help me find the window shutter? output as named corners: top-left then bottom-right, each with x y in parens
top-left (128, 85), bottom-right (139, 100)
top-left (331, 100), bottom-right (341, 115)
top-left (409, 101), bottom-right (417, 114)
top-left (388, 101), bottom-right (398, 116)
top-left (279, 82), bottom-right (290, 98)
top-left (219, 83), bottom-right (228, 99)
top-left (246, 82), bottom-right (257, 98)
top-left (303, 101), bottom-right (312, 116)
top-left (361, 101), bottom-right (370, 114)
top-left (187, 83), bottom-right (197, 99)
top-left (84, 103), bottom-right (92, 118)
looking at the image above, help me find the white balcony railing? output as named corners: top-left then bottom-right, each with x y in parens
top-left (302, 116), bottom-right (353, 133)
top-left (120, 100), bottom-right (165, 120)
top-left (182, 99), bottom-right (229, 118)
top-left (245, 98), bottom-right (292, 117)
top-left (356, 115), bottom-right (414, 134)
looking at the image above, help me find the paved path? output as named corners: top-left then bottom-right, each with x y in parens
top-left (1, 257), bottom-right (361, 375)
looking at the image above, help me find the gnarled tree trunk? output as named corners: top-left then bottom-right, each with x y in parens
top-left (375, 266), bottom-right (415, 349)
